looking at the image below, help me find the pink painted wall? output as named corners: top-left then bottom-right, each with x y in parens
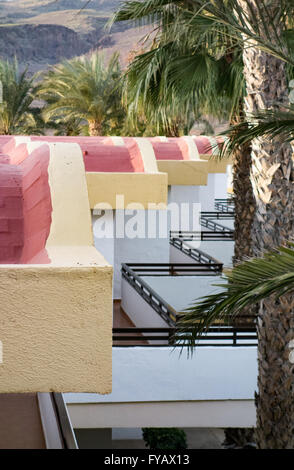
top-left (0, 139), bottom-right (52, 264)
top-left (0, 136), bottom-right (12, 152)
top-left (30, 136), bottom-right (145, 172)
top-left (0, 134), bottom-right (227, 264)
top-left (0, 161), bottom-right (24, 263)
top-left (29, 135), bottom-right (225, 167)
top-left (148, 138), bottom-right (190, 161)
top-left (191, 136), bottom-right (225, 155)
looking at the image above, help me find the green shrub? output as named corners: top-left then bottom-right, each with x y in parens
top-left (142, 428), bottom-right (187, 450)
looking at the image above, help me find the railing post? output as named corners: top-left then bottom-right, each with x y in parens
top-left (168, 328), bottom-right (175, 346)
top-left (233, 329), bottom-right (237, 346)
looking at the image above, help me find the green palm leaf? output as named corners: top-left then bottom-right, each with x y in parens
top-left (178, 243), bottom-right (294, 352)
top-left (217, 107), bottom-right (294, 159)
top-left (0, 59), bottom-right (43, 135)
top-left (38, 52), bottom-right (125, 136)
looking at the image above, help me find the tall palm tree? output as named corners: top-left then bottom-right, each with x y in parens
top-left (39, 52), bottom-right (125, 136)
top-left (0, 59), bottom-right (42, 135)
top-left (114, 0), bottom-right (294, 448)
top-left (216, 1), bottom-right (294, 449)
top-left (113, 0), bottom-right (255, 265)
top-left (180, 242), bottom-right (294, 449)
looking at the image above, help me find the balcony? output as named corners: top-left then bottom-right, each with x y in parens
top-left (66, 234), bottom-right (257, 430)
top-left (200, 211), bottom-right (235, 232)
top-left (170, 210), bottom-right (235, 267)
top-left (65, 343), bottom-right (257, 429)
top-left (65, 198), bottom-right (256, 431)
top-left (214, 198), bottom-right (235, 213)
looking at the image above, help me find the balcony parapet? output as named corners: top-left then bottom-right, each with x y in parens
top-left (169, 237), bottom-right (223, 268)
top-left (113, 322), bottom-right (257, 347)
top-left (214, 198), bottom-right (235, 213)
top-left (121, 262), bottom-right (224, 326)
top-left (170, 230), bottom-right (234, 241)
top-left (0, 138), bottom-right (112, 393)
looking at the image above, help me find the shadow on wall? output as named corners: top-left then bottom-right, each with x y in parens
top-left (74, 427), bottom-right (224, 449)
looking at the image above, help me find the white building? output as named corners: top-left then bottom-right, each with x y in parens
top-left (4, 135), bottom-right (256, 449)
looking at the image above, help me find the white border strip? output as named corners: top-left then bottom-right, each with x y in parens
top-left (134, 137), bottom-right (158, 173)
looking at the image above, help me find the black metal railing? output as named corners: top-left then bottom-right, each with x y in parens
top-left (170, 230), bottom-right (234, 241)
top-left (122, 263), bottom-right (222, 325)
top-left (113, 322), bottom-right (257, 347)
top-left (200, 216), bottom-right (233, 233)
top-left (169, 238), bottom-right (223, 271)
top-left (201, 211), bottom-right (235, 220)
top-left (123, 262), bottom-right (223, 276)
top-left (214, 198), bottom-right (235, 213)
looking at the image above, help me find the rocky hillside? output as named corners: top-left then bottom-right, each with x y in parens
top-left (0, 24), bottom-right (87, 63)
top-left (0, 0), bottom-right (146, 70)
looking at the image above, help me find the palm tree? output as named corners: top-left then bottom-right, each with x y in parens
top-left (122, 43), bottom-right (206, 137)
top-left (114, 0), bottom-right (294, 448)
top-left (0, 59), bottom-right (42, 135)
top-left (212, 2), bottom-right (294, 448)
top-left (113, 0), bottom-right (255, 263)
top-left (180, 242), bottom-right (294, 448)
top-left (39, 52), bottom-right (125, 136)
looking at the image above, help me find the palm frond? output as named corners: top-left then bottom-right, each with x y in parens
top-left (111, 0), bottom-right (184, 27)
top-left (178, 243), bottom-right (294, 352)
top-left (0, 58), bottom-right (41, 134)
top-left (218, 106), bottom-right (294, 159)
top-left (115, 0), bottom-right (294, 136)
top-left (38, 51), bottom-right (125, 135)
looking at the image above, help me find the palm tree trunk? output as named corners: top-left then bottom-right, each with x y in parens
top-left (89, 120), bottom-right (102, 136)
top-left (223, 115), bottom-right (256, 448)
top-left (239, 0), bottom-right (294, 449)
top-left (231, 118), bottom-right (255, 263)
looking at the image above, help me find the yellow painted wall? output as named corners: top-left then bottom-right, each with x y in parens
top-left (199, 154), bottom-right (232, 174)
top-left (86, 172), bottom-right (168, 209)
top-left (0, 260), bottom-right (112, 393)
top-left (156, 160), bottom-right (208, 185)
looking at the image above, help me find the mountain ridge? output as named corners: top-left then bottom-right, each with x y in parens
top-left (0, 0), bottom-right (145, 70)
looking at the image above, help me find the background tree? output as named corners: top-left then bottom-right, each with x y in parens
top-left (39, 52), bottom-right (126, 136)
top-left (142, 428), bottom-right (187, 450)
top-left (0, 59), bottom-right (43, 135)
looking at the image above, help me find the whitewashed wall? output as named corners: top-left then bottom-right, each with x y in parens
top-left (114, 210), bottom-right (170, 298)
top-left (66, 346), bottom-right (257, 428)
top-left (197, 185), bottom-right (215, 211)
top-left (141, 275), bottom-right (222, 313)
top-left (189, 240), bottom-right (235, 267)
top-left (170, 244), bottom-right (196, 264)
top-left (92, 210), bottom-right (170, 299)
top-left (66, 346), bottom-right (257, 403)
top-left (121, 278), bottom-right (169, 329)
top-left (212, 173), bottom-right (230, 200)
top-left (168, 185), bottom-right (205, 224)
top-left (92, 211), bottom-right (115, 266)
top-left (168, 172), bottom-right (231, 216)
